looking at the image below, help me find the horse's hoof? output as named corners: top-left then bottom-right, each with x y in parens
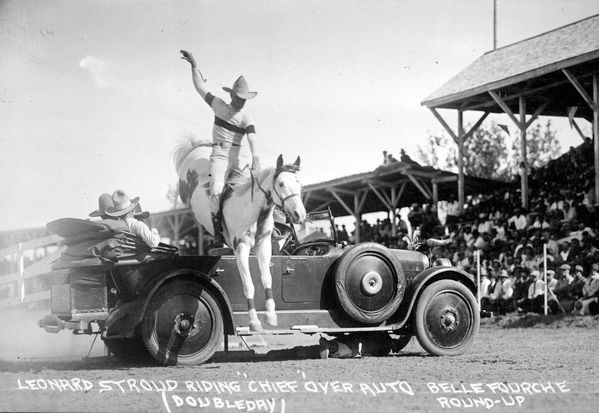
top-left (249, 320), bottom-right (263, 332)
top-left (265, 311), bottom-right (278, 327)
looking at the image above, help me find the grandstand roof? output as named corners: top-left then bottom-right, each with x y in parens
top-left (303, 160), bottom-right (509, 218)
top-left (422, 14), bottom-right (599, 119)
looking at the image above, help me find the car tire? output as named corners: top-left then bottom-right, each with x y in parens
top-left (414, 279), bottom-right (479, 356)
top-left (141, 280), bottom-right (224, 365)
top-left (334, 243), bottom-right (406, 325)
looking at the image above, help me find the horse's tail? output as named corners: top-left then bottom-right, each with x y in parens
top-left (172, 135), bottom-right (211, 204)
top-left (172, 135), bottom-right (211, 176)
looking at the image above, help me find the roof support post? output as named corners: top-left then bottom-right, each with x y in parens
top-left (367, 182), bottom-right (393, 210)
top-left (311, 200), bottom-right (333, 213)
top-left (353, 191), bottom-right (368, 243)
top-left (429, 108), bottom-right (488, 213)
top-left (563, 69), bottom-right (596, 110)
top-left (406, 172), bottom-right (432, 200)
top-left (489, 90), bottom-right (530, 209)
top-left (328, 189), bottom-right (354, 217)
top-left (519, 96), bottom-right (529, 209)
top-left (429, 108), bottom-right (458, 142)
top-left (594, 72), bottom-right (599, 204)
top-left (457, 110), bottom-right (465, 212)
top-left (562, 70), bottom-right (598, 203)
top-left (390, 187), bottom-right (398, 236)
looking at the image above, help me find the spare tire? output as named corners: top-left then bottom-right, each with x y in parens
top-left (334, 243), bottom-right (406, 324)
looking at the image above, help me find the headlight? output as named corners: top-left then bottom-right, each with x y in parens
top-left (421, 254), bottom-right (430, 269)
top-left (434, 258), bottom-right (452, 267)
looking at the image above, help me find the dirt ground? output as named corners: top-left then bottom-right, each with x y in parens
top-left (0, 312), bottom-right (598, 412)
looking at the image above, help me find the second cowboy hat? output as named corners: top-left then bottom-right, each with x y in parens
top-left (105, 190), bottom-right (140, 217)
top-left (89, 193), bottom-right (113, 217)
top-left (223, 76), bottom-right (257, 100)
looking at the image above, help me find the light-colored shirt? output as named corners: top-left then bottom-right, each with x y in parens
top-left (205, 93), bottom-right (255, 146)
top-left (528, 279), bottom-right (545, 299)
top-left (508, 214), bottom-right (528, 230)
top-left (490, 280), bottom-right (503, 300)
top-left (477, 220), bottom-right (492, 235)
top-left (583, 273), bottom-right (599, 298)
top-left (501, 278), bottom-right (514, 299)
top-left (125, 217), bottom-right (161, 248)
top-left (480, 277), bottom-right (492, 298)
top-left (446, 201), bottom-right (460, 216)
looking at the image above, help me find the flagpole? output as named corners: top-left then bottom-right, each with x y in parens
top-left (477, 250), bottom-right (481, 309)
top-left (493, 0), bottom-right (497, 50)
top-left (543, 244), bottom-right (548, 316)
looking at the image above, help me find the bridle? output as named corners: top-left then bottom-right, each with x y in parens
top-left (252, 166), bottom-right (302, 210)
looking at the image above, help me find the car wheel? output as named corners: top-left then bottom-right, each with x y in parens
top-left (141, 280), bottom-right (224, 365)
top-left (335, 243), bottom-right (406, 324)
top-left (103, 336), bottom-right (153, 363)
top-left (414, 279), bottom-right (479, 356)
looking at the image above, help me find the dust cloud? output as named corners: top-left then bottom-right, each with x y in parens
top-left (0, 305), bottom-right (106, 361)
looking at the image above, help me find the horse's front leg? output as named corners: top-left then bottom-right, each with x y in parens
top-left (255, 220), bottom-right (276, 326)
top-left (234, 238), bottom-right (262, 332)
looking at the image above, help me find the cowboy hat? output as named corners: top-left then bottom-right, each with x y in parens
top-left (223, 76), bottom-right (257, 99)
top-left (499, 269), bottom-right (509, 278)
top-left (89, 193), bottom-right (113, 217)
top-left (105, 190), bottom-right (140, 217)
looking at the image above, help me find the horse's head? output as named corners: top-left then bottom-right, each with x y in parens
top-left (272, 154), bottom-right (306, 224)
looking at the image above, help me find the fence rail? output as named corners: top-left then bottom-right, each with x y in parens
top-left (0, 234), bottom-right (63, 309)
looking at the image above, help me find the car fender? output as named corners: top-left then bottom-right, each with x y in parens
top-left (105, 268), bottom-right (235, 337)
top-left (390, 265), bottom-right (476, 327)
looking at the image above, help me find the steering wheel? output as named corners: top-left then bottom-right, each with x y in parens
top-left (291, 241), bottom-right (333, 256)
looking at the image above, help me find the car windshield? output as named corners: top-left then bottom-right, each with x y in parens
top-left (293, 210), bottom-right (336, 244)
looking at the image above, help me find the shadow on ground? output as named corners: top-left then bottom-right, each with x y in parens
top-left (482, 313), bottom-right (599, 329)
top-left (0, 345), bottom-right (427, 373)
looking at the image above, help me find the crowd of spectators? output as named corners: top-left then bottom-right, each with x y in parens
top-left (353, 139), bottom-right (599, 316)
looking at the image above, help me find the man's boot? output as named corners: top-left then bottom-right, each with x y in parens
top-left (211, 212), bottom-right (225, 247)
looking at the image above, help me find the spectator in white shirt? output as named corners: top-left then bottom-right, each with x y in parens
top-left (508, 208), bottom-right (528, 231)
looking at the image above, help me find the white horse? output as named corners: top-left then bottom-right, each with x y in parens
top-left (174, 139), bottom-right (306, 331)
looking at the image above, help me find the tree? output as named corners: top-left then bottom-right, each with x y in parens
top-left (509, 120), bottom-right (561, 176)
top-left (417, 134), bottom-right (454, 172)
top-left (417, 120), bottom-right (560, 181)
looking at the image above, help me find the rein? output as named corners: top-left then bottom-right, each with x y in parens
top-left (250, 167), bottom-right (301, 209)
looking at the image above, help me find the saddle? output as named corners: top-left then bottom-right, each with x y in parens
top-left (221, 167), bottom-right (248, 204)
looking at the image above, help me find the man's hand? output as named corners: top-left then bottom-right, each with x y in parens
top-left (180, 50), bottom-right (196, 68)
top-left (252, 155), bottom-right (260, 171)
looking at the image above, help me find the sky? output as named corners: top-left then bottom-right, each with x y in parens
top-left (1, 0), bottom-right (598, 231)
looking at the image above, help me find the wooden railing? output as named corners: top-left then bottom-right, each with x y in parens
top-left (0, 235), bottom-right (64, 308)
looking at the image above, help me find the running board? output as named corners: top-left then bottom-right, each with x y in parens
top-left (232, 309), bottom-right (409, 336)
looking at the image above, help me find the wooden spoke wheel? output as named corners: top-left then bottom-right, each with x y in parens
top-left (141, 280), bottom-right (223, 365)
top-left (414, 280), bottom-right (479, 356)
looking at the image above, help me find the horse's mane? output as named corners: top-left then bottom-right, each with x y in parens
top-left (228, 163), bottom-right (301, 196)
top-left (172, 135), bottom-right (212, 174)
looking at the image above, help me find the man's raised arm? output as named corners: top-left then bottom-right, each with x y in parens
top-left (180, 50), bottom-right (210, 101)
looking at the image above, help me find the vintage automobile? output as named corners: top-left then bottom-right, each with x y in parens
top-left (39, 210), bottom-right (480, 365)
